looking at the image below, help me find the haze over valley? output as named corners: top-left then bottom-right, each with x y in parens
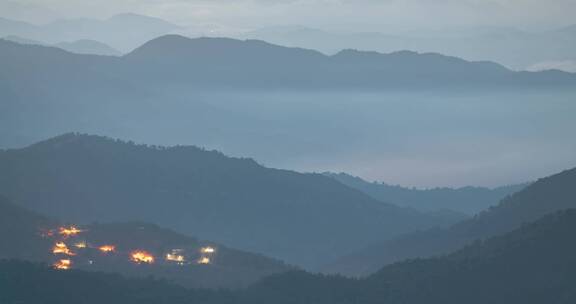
top-left (1, 34), bottom-right (575, 187)
top-left (1, 1), bottom-right (576, 303)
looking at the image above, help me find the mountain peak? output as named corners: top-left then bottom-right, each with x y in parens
top-left (125, 35), bottom-right (326, 63)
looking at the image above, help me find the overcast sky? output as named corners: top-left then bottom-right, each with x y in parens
top-left (2, 0), bottom-right (576, 32)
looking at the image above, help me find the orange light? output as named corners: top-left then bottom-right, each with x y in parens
top-left (200, 246), bottom-right (215, 254)
top-left (52, 242), bottom-right (75, 256)
top-left (166, 249), bottom-right (186, 264)
top-left (130, 250), bottom-right (154, 264)
top-left (74, 242), bottom-right (87, 249)
top-left (59, 226), bottom-right (83, 237)
top-left (197, 256), bottom-right (211, 264)
top-left (99, 245), bottom-right (115, 253)
top-left (53, 259), bottom-right (71, 270)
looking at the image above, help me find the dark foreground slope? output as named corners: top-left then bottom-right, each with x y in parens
top-left (4, 209), bottom-right (576, 304)
top-left (0, 196), bottom-right (56, 261)
top-left (242, 209), bottom-right (576, 304)
top-left (0, 196), bottom-right (290, 289)
top-left (325, 166), bottom-right (576, 275)
top-left (363, 209), bottom-right (576, 304)
top-left (0, 260), bottom-right (228, 304)
top-left (0, 134), bottom-right (453, 269)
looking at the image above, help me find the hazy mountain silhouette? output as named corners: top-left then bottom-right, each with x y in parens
top-left (324, 167), bottom-right (576, 275)
top-left (54, 39), bottom-right (121, 56)
top-left (0, 195), bottom-right (290, 289)
top-left (0, 14), bottom-right (181, 52)
top-left (325, 172), bottom-right (528, 215)
top-left (2, 35), bottom-right (574, 91)
top-left (244, 24), bottom-right (576, 72)
top-left (0, 17), bottom-right (36, 36)
top-left (3, 35), bottom-right (121, 56)
top-left (120, 35), bottom-right (576, 88)
top-left (4, 209), bottom-right (576, 303)
top-left (0, 134), bottom-right (457, 269)
top-left (2, 34), bottom-right (42, 45)
top-left (1, 37), bottom-right (575, 183)
top-left (3, 13), bottom-right (574, 71)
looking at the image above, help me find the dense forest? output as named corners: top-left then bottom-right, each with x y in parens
top-left (0, 133), bottom-right (457, 269)
top-left (325, 166), bottom-right (576, 275)
top-left (3, 209), bottom-right (576, 304)
top-left (0, 195), bottom-right (291, 289)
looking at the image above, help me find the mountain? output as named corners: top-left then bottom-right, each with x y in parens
top-left (0, 260), bottom-right (219, 304)
top-left (0, 195), bottom-right (290, 289)
top-left (1, 37), bottom-right (575, 183)
top-left (0, 134), bottom-right (456, 269)
top-left (527, 59), bottom-right (576, 73)
top-left (2, 34), bottom-right (44, 45)
top-left (54, 39), bottom-right (121, 56)
top-left (4, 35), bottom-right (572, 111)
top-left (362, 210), bottom-right (576, 304)
top-left (243, 25), bottom-right (576, 72)
top-left (2, 34), bottom-right (570, 90)
top-left (0, 14), bottom-right (181, 52)
top-left (3, 209), bottom-right (576, 303)
top-left (325, 172), bottom-right (528, 215)
top-left (0, 196), bottom-right (56, 262)
top-left (324, 166), bottom-right (576, 275)
top-left (3, 35), bottom-right (121, 56)
top-left (241, 209), bottom-right (576, 304)
top-left (120, 35), bottom-right (576, 88)
top-left (0, 17), bottom-right (37, 37)
top-left (2, 15), bottom-right (575, 70)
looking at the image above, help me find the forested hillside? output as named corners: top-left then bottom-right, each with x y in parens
top-left (325, 167), bottom-right (576, 275)
top-left (0, 133), bottom-right (454, 269)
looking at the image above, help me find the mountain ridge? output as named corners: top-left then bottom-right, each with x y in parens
top-left (2, 35), bottom-right (575, 92)
top-left (0, 195), bottom-right (291, 289)
top-left (0, 133), bottom-right (457, 269)
top-left (323, 166), bottom-right (576, 275)
top-left (325, 172), bottom-right (528, 214)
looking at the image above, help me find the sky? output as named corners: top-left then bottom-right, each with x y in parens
top-left (2, 0), bottom-right (576, 32)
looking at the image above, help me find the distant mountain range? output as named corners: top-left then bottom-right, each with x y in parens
top-left (243, 25), bottom-right (576, 72)
top-left (0, 14), bottom-right (181, 52)
top-left (2, 35), bottom-right (121, 56)
top-left (0, 134), bottom-right (458, 269)
top-left (1, 34), bottom-right (574, 185)
top-left (1, 35), bottom-right (574, 144)
top-left (323, 166), bottom-right (576, 275)
top-left (2, 34), bottom-right (575, 91)
top-left (325, 172), bottom-right (528, 215)
top-left (1, 13), bottom-right (575, 71)
top-left (0, 195), bottom-right (290, 289)
top-left (4, 208), bottom-right (576, 303)
top-left (119, 35), bottom-right (576, 88)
